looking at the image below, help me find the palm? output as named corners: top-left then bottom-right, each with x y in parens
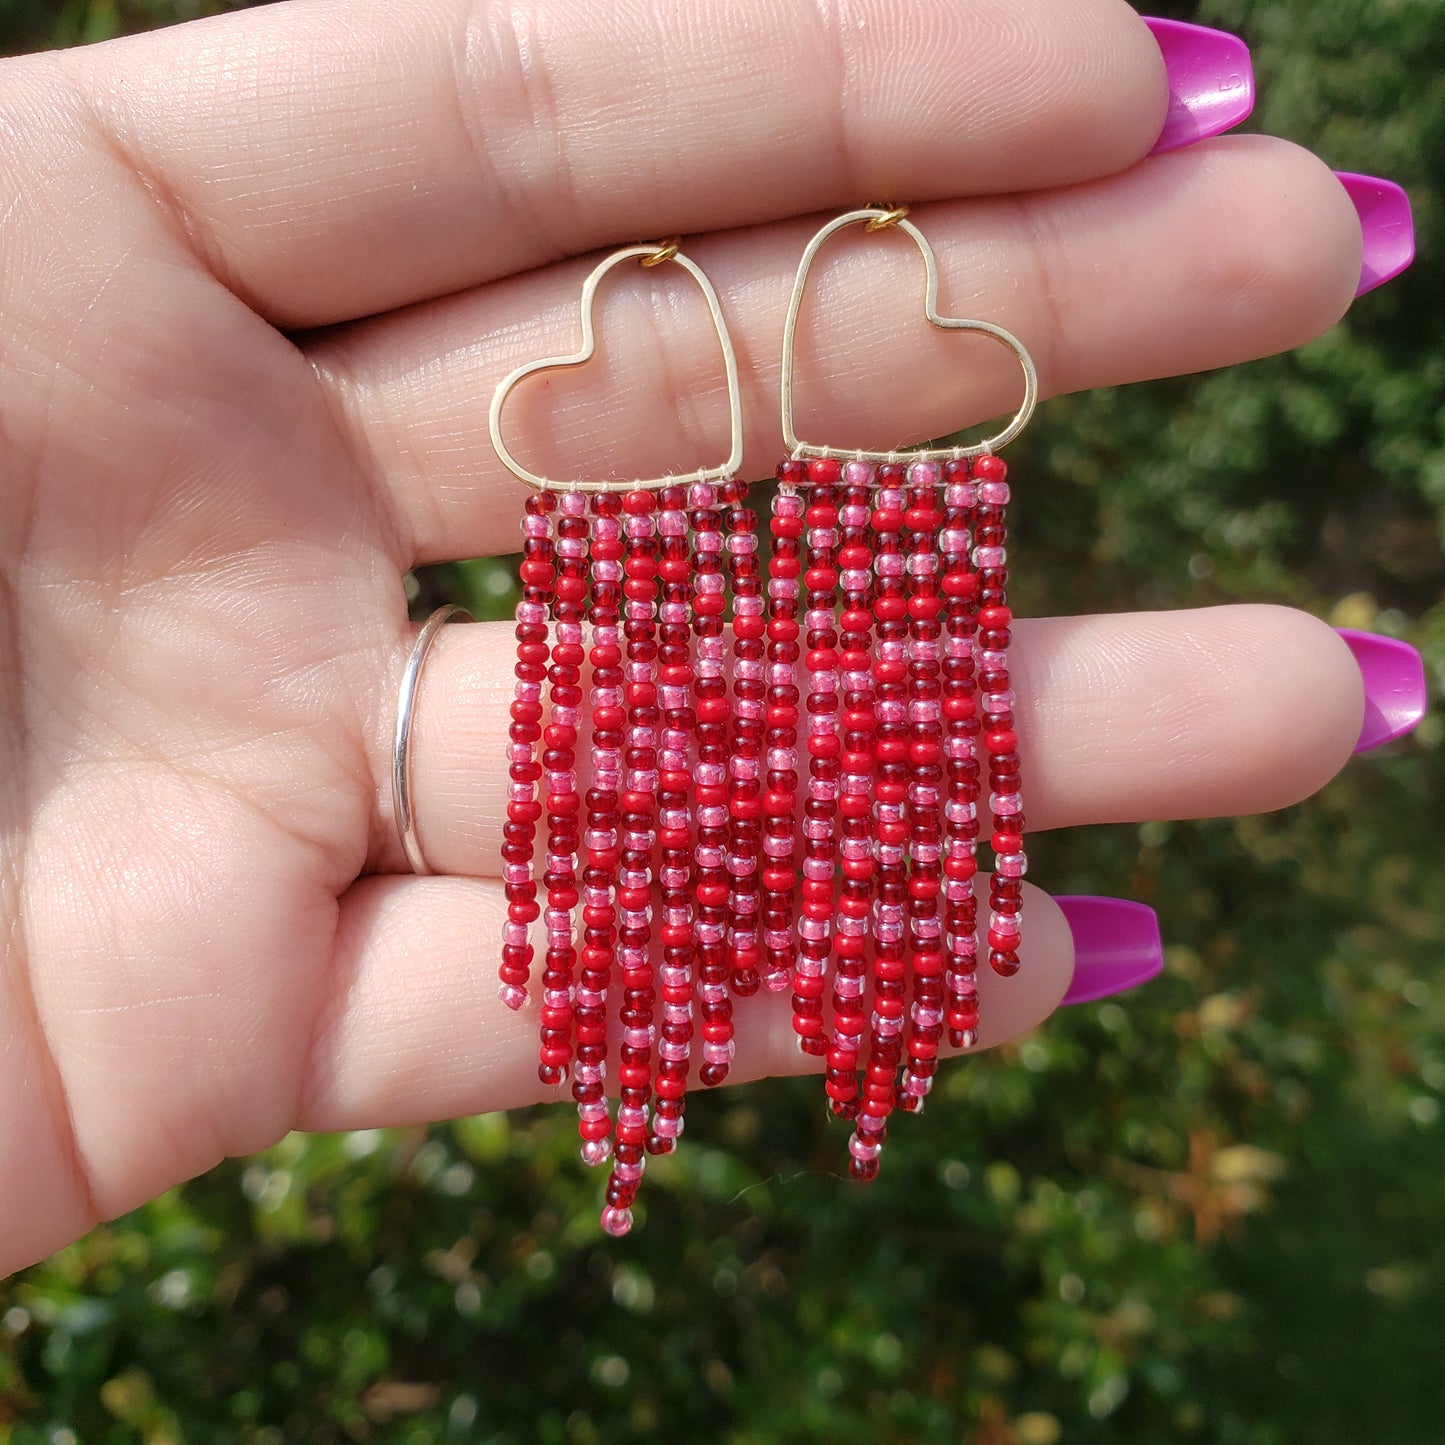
top-left (0, 0), bottom-right (1373, 1276)
top-left (8, 244), bottom-right (402, 1252)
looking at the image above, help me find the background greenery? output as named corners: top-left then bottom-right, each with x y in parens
top-left (1, 0), bottom-right (1443, 1439)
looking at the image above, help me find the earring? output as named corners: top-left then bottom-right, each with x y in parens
top-left (773, 206), bottom-right (1038, 1179)
top-left (491, 239), bottom-right (749, 1237)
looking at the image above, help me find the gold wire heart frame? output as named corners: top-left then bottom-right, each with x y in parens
top-left (489, 242), bottom-right (745, 493)
top-left (780, 207), bottom-right (1039, 462)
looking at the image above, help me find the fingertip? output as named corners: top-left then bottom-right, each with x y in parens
top-left (1229, 605), bottom-right (1364, 804)
top-left (1136, 137), bottom-right (1361, 353)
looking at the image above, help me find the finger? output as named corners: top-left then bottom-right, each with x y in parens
top-left (315, 137), bottom-right (1359, 566)
top-left (373, 603), bottom-right (1362, 879)
top-left (55, 0), bottom-right (1166, 326)
top-left (297, 874), bottom-right (1073, 1130)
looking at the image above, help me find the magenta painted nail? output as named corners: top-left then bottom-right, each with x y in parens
top-left (1336, 628), bottom-right (1427, 752)
top-left (1334, 173), bottom-right (1415, 296)
top-left (1143, 17), bottom-right (1254, 155)
top-left (1057, 896), bottom-right (1163, 1006)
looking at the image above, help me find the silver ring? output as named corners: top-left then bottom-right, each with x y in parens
top-left (392, 604), bottom-right (470, 875)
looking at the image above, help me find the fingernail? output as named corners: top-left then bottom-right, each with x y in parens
top-left (1336, 628), bottom-right (1427, 752)
top-left (1057, 896), bottom-right (1163, 1006)
top-left (1143, 17), bottom-right (1255, 155)
top-left (1334, 173), bottom-right (1415, 296)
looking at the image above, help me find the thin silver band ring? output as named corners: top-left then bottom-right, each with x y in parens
top-left (392, 604), bottom-right (470, 875)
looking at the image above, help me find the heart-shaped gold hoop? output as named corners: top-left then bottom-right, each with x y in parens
top-left (489, 242), bottom-right (745, 492)
top-left (780, 207), bottom-right (1039, 462)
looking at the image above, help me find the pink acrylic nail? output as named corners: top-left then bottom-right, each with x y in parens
top-left (1057, 896), bottom-right (1163, 1006)
top-left (1143, 17), bottom-right (1255, 155)
top-left (1336, 628), bottom-right (1427, 752)
top-left (1334, 173), bottom-right (1415, 296)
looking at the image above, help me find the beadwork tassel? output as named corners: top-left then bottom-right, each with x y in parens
top-left (537, 492), bottom-right (588, 1088)
top-left (689, 481), bottom-right (736, 1091)
top-left (499, 492), bottom-right (556, 1013)
top-left (762, 478), bottom-right (803, 995)
top-left (648, 484), bottom-right (699, 1157)
top-left (775, 453), bottom-right (1027, 1181)
top-left (575, 493), bottom-right (623, 1166)
top-left (501, 450), bottom-right (1026, 1228)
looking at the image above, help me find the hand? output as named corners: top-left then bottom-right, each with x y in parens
top-left (0, 0), bottom-right (1376, 1276)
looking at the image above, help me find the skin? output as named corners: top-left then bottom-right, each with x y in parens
top-left (0, 0), bottom-right (1366, 1277)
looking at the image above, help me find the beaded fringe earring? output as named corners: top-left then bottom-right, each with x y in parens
top-left (492, 213), bottom-right (1039, 1235)
top-left (490, 241), bottom-right (752, 1236)
top-left (772, 206), bottom-right (1039, 1180)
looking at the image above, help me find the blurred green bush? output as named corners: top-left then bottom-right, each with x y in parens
top-left (1, 0), bottom-right (1442, 1441)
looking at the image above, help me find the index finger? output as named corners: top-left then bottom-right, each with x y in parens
top-left (53, 0), bottom-right (1167, 327)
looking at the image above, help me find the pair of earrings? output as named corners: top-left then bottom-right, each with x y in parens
top-left (491, 206), bottom-right (1038, 1236)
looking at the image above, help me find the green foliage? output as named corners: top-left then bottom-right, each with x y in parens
top-left (2, 0), bottom-right (1444, 1441)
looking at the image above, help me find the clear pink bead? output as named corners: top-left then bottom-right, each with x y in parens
top-left (848, 1136), bottom-right (880, 1163)
top-left (499, 983), bottom-right (527, 1010)
top-left (600, 1206), bottom-right (634, 1237)
top-left (582, 1139), bottom-right (613, 1168)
